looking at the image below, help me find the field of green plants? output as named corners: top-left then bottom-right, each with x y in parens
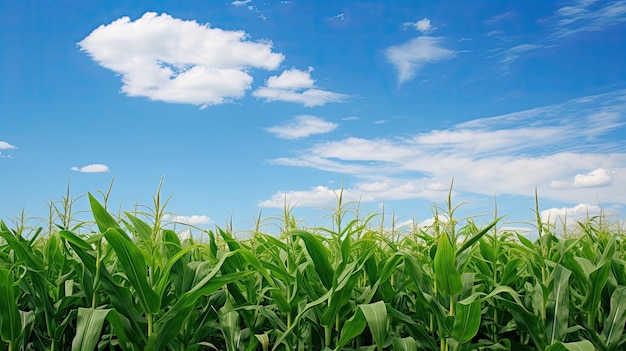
top-left (1, 188), bottom-right (626, 351)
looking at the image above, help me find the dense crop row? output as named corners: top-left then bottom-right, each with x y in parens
top-left (1, 190), bottom-right (626, 351)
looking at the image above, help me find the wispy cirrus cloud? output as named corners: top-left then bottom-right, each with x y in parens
top-left (253, 67), bottom-right (347, 106)
top-left (71, 164), bottom-right (110, 173)
top-left (385, 37), bottom-right (455, 84)
top-left (498, 44), bottom-right (545, 70)
top-left (260, 89), bottom-right (626, 208)
top-left (266, 115), bottom-right (338, 139)
top-left (486, 11), bottom-right (514, 24)
top-left (552, 0), bottom-right (626, 38)
top-left (79, 12), bottom-right (284, 108)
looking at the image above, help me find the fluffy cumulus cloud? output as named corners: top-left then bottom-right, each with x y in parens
top-left (260, 89), bottom-right (626, 208)
top-left (0, 141), bottom-right (17, 158)
top-left (385, 37), bottom-right (455, 83)
top-left (79, 12), bottom-right (284, 107)
top-left (253, 67), bottom-right (347, 106)
top-left (0, 141), bottom-right (16, 150)
top-left (266, 115), bottom-right (338, 139)
top-left (71, 164), bottom-right (110, 173)
top-left (540, 203), bottom-right (604, 223)
top-left (550, 168), bottom-right (614, 189)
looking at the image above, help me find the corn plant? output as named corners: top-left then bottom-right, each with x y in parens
top-left (1, 186), bottom-right (626, 351)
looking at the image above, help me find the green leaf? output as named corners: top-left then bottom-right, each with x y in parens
top-left (0, 268), bottom-right (21, 343)
top-left (124, 212), bottom-right (153, 242)
top-left (336, 308), bottom-right (367, 350)
top-left (434, 233), bottom-right (462, 296)
top-left (452, 301), bottom-right (481, 343)
top-left (72, 308), bottom-right (111, 351)
top-left (89, 193), bottom-right (120, 233)
top-left (360, 301), bottom-right (388, 351)
top-left (291, 230), bottom-right (335, 290)
top-left (547, 265), bottom-right (572, 344)
top-left (104, 228), bottom-right (160, 314)
top-left (391, 337), bottom-right (417, 351)
top-left (545, 340), bottom-right (595, 351)
top-left (456, 218), bottom-right (499, 256)
top-left (602, 286), bottom-right (626, 350)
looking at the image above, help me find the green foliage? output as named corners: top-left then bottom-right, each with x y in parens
top-left (1, 187), bottom-right (625, 351)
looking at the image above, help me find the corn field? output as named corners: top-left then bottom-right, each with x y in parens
top-left (1, 189), bottom-right (626, 351)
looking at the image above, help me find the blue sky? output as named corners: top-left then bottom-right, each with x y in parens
top-left (1, 0), bottom-right (626, 234)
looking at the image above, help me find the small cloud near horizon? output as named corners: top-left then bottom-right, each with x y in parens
top-left (71, 164), bottom-right (110, 173)
top-left (550, 168), bottom-right (614, 189)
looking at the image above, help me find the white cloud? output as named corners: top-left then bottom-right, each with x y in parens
top-left (79, 12), bottom-right (284, 107)
top-left (171, 215), bottom-right (212, 225)
top-left (258, 185), bottom-right (364, 208)
top-left (266, 67), bottom-right (315, 89)
top-left (551, 168), bottom-right (614, 189)
top-left (71, 164), bottom-right (110, 173)
top-left (403, 18), bottom-right (435, 33)
top-left (266, 115), bottom-right (338, 139)
top-left (0, 141), bottom-right (16, 149)
top-left (231, 0), bottom-right (251, 6)
top-left (552, 0), bottom-right (626, 38)
top-left (261, 89), bottom-right (626, 207)
top-left (253, 67), bottom-right (347, 106)
top-left (385, 37), bottom-right (455, 83)
top-left (486, 11), bottom-right (514, 24)
top-left (499, 44), bottom-right (543, 69)
top-left (540, 203), bottom-right (603, 223)
top-left (329, 13), bottom-right (345, 21)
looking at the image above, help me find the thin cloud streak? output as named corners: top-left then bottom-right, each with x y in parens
top-left (266, 115), bottom-right (338, 139)
top-left (261, 89), bottom-right (626, 207)
top-left (71, 164), bottom-right (110, 173)
top-left (551, 0), bottom-right (626, 38)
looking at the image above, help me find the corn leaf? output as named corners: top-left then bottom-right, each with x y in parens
top-left (291, 230), bottom-right (335, 290)
top-left (434, 233), bottom-right (462, 296)
top-left (88, 193), bottom-right (120, 233)
top-left (103, 228), bottom-right (160, 314)
top-left (335, 307), bottom-right (367, 350)
top-left (0, 268), bottom-right (21, 343)
top-left (391, 336), bottom-right (417, 351)
top-left (544, 340), bottom-right (595, 351)
top-left (602, 286), bottom-right (626, 350)
top-left (360, 301), bottom-right (388, 351)
top-left (72, 308), bottom-right (111, 351)
top-left (452, 300), bottom-right (481, 343)
top-left (547, 265), bottom-right (572, 344)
